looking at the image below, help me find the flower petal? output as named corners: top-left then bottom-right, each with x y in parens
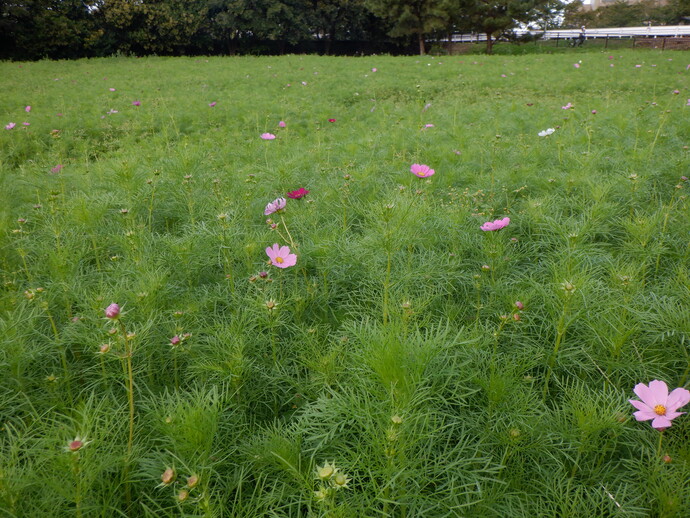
top-left (633, 382), bottom-right (656, 407)
top-left (629, 399), bottom-right (653, 413)
top-left (633, 409), bottom-right (657, 421)
top-left (666, 387), bottom-right (690, 412)
top-left (648, 380), bottom-right (669, 407)
top-left (651, 415), bottom-right (673, 429)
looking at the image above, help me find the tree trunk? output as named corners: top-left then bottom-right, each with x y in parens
top-left (418, 32), bottom-right (425, 55)
top-left (485, 32), bottom-right (493, 55)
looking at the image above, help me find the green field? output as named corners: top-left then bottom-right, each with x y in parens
top-left (1, 51), bottom-right (690, 517)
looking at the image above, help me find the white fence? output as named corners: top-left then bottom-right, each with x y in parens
top-left (451, 25), bottom-right (690, 43)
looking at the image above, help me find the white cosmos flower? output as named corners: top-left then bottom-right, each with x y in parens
top-left (538, 128), bottom-right (556, 137)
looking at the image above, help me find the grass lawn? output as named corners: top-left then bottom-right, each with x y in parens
top-left (1, 50), bottom-right (690, 517)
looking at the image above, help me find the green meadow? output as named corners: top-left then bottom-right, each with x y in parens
top-left (1, 51), bottom-right (690, 517)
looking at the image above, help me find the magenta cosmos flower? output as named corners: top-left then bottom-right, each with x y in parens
top-left (264, 197), bottom-right (286, 215)
top-left (261, 133), bottom-right (276, 140)
top-left (105, 303), bottom-right (121, 319)
top-left (208, 101), bottom-right (217, 107)
top-left (278, 121), bottom-right (286, 128)
top-left (51, 164), bottom-right (64, 174)
top-left (410, 164), bottom-right (435, 178)
top-left (132, 100), bottom-right (141, 106)
top-left (481, 217), bottom-right (510, 231)
top-left (630, 380), bottom-right (690, 430)
top-left (266, 244), bottom-right (297, 268)
top-left (287, 188), bottom-right (309, 199)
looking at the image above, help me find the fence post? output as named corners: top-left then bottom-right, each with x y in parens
top-left (556, 33), bottom-right (559, 47)
top-left (662, 37), bottom-right (666, 50)
top-left (632, 37), bottom-right (636, 49)
top-left (605, 35), bottom-right (609, 49)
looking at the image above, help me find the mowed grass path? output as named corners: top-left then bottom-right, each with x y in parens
top-left (1, 52), bottom-right (689, 517)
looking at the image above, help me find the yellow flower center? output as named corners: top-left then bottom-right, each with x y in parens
top-left (654, 404), bottom-right (666, 416)
top-left (276, 257), bottom-right (284, 264)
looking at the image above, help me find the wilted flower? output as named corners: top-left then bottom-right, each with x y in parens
top-left (629, 380), bottom-right (690, 430)
top-left (331, 472), bottom-right (350, 490)
top-left (316, 461), bottom-right (337, 481)
top-left (515, 301), bottom-right (524, 310)
top-left (66, 436), bottom-right (90, 453)
top-left (266, 244), bottom-right (297, 268)
top-left (177, 489), bottom-right (189, 502)
top-left (410, 164), bottom-right (435, 178)
top-left (260, 133), bottom-right (276, 140)
top-left (287, 188), bottom-right (309, 199)
top-left (99, 343), bottom-right (110, 354)
top-left (105, 303), bottom-right (120, 319)
top-left (480, 217), bottom-right (510, 231)
top-left (161, 467), bottom-right (175, 485)
top-left (264, 197), bottom-right (286, 215)
top-left (186, 474), bottom-right (199, 488)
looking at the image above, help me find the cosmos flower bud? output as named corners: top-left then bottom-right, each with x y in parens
top-left (161, 467), bottom-right (175, 485)
top-left (105, 303), bottom-right (120, 319)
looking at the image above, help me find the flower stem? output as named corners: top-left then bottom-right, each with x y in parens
top-left (280, 215), bottom-right (296, 250)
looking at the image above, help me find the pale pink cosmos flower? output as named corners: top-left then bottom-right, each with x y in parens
top-left (105, 303), bottom-right (121, 319)
top-left (266, 244), bottom-right (297, 268)
top-left (208, 101), bottom-right (217, 107)
top-left (423, 123), bottom-right (434, 129)
top-left (410, 164), bottom-right (435, 178)
top-left (23, 122), bottom-right (30, 126)
top-left (261, 133), bottom-right (276, 140)
top-left (673, 90), bottom-right (680, 95)
top-left (264, 197), bottom-right (286, 215)
top-left (573, 63), bottom-right (580, 69)
top-left (25, 105), bottom-right (31, 112)
top-left (51, 164), bottom-right (64, 174)
top-left (372, 67), bottom-right (377, 72)
top-left (5, 122), bottom-right (16, 130)
top-left (278, 121), bottom-right (286, 128)
top-left (109, 88), bottom-right (116, 91)
top-left (591, 110), bottom-right (597, 114)
top-left (635, 65), bottom-right (642, 68)
top-left (629, 380), bottom-right (690, 430)
top-left (561, 102), bottom-right (573, 110)
top-left (481, 217), bottom-right (510, 231)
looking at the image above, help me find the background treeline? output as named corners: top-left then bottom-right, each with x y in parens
top-left (1, 0), bottom-right (689, 60)
top-left (567, 0), bottom-right (690, 29)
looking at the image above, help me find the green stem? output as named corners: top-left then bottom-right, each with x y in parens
top-left (543, 299), bottom-right (571, 399)
top-left (280, 215), bottom-right (296, 250)
top-left (119, 320), bottom-right (135, 509)
top-left (383, 249), bottom-right (392, 325)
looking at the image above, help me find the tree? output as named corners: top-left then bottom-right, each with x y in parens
top-left (453, 0), bottom-right (558, 54)
top-left (364, 0), bottom-right (451, 55)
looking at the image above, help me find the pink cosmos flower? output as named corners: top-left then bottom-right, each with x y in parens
top-left (287, 188), bottom-right (309, 199)
top-left (573, 63), bottom-right (580, 69)
top-left (591, 110), bottom-right (597, 114)
top-left (328, 118), bottom-right (336, 123)
top-left (266, 244), bottom-right (297, 268)
top-left (423, 123), bottom-right (434, 129)
top-left (410, 164), bottom-right (435, 178)
top-left (132, 101), bottom-right (141, 106)
top-left (561, 102), bottom-right (573, 110)
top-left (372, 67), bottom-right (377, 72)
top-left (51, 164), bottom-right (64, 174)
top-left (673, 90), bottom-right (680, 95)
top-left (25, 105), bottom-right (31, 112)
top-left (261, 133), bottom-right (276, 140)
top-left (23, 122), bottom-right (30, 126)
top-left (208, 101), bottom-right (217, 107)
top-left (481, 217), bottom-right (510, 231)
top-left (105, 303), bottom-right (120, 319)
top-left (278, 121), bottom-right (286, 128)
top-left (5, 122), bottom-right (16, 130)
top-left (501, 74), bottom-right (506, 78)
top-left (109, 88), bottom-right (116, 91)
top-left (629, 380), bottom-right (690, 430)
top-left (635, 65), bottom-right (642, 68)
top-left (170, 336), bottom-right (181, 346)
top-left (264, 197), bottom-right (286, 215)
